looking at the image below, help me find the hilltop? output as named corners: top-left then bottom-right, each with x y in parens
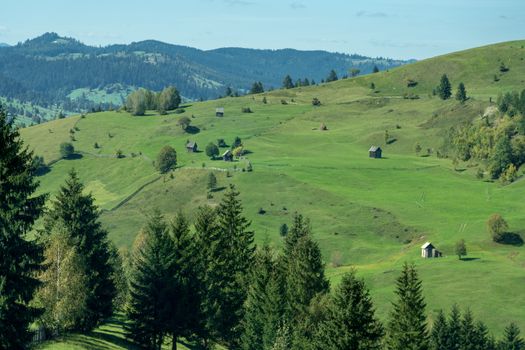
top-left (0, 32), bottom-right (410, 123)
top-left (21, 39), bottom-right (525, 335)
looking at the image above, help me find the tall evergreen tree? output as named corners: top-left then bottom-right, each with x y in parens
top-left (446, 304), bottom-right (462, 350)
top-left (282, 75), bottom-right (294, 89)
top-left (459, 309), bottom-right (477, 350)
top-left (285, 233), bottom-right (329, 321)
top-left (168, 212), bottom-right (200, 350)
top-left (241, 245), bottom-right (285, 350)
top-left (386, 263), bottom-right (428, 350)
top-left (43, 170), bottom-right (116, 330)
top-left (326, 69), bottom-right (338, 82)
top-left (283, 213), bottom-right (311, 258)
top-left (125, 211), bottom-right (176, 349)
top-left (430, 310), bottom-right (449, 350)
top-left (499, 323), bottom-right (525, 350)
top-left (0, 108), bottom-right (46, 349)
top-left (212, 185), bottom-right (255, 346)
top-left (314, 270), bottom-right (384, 350)
top-left (456, 82), bottom-right (468, 103)
top-left (437, 74), bottom-right (452, 100)
top-left (192, 205), bottom-right (220, 347)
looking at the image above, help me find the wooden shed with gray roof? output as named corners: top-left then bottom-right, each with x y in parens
top-left (369, 146), bottom-right (382, 158)
top-left (421, 242), bottom-right (442, 258)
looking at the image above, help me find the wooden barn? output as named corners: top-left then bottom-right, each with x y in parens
top-left (222, 149), bottom-right (233, 161)
top-left (369, 146), bottom-right (382, 158)
top-left (186, 141), bottom-right (198, 152)
top-left (216, 107), bottom-right (224, 117)
top-left (421, 242), bottom-right (442, 258)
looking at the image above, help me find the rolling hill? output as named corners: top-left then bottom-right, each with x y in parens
top-left (0, 32), bottom-right (411, 124)
top-left (21, 39), bottom-right (525, 342)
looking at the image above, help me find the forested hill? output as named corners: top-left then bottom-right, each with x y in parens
top-left (0, 32), bottom-right (412, 123)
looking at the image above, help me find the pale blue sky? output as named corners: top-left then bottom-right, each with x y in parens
top-left (1, 0), bottom-right (524, 59)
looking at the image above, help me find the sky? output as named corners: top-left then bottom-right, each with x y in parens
top-left (0, 0), bottom-right (524, 59)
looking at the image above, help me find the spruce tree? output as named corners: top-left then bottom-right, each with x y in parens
top-left (499, 323), bottom-right (525, 350)
top-left (0, 108), bottom-right (46, 349)
top-left (168, 212), bottom-right (200, 350)
top-left (282, 75), bottom-right (294, 89)
top-left (446, 304), bottom-right (462, 350)
top-left (241, 245), bottom-right (285, 350)
top-left (192, 205), bottom-right (219, 347)
top-left (326, 69), bottom-right (338, 82)
top-left (126, 211), bottom-right (176, 349)
top-left (44, 170), bottom-right (116, 330)
top-left (456, 82), bottom-right (467, 103)
top-left (285, 233), bottom-right (329, 321)
top-left (284, 212), bottom-right (311, 258)
top-left (472, 321), bottom-right (494, 350)
top-left (459, 309), bottom-right (476, 350)
top-left (430, 310), bottom-right (448, 350)
top-left (213, 185), bottom-right (255, 346)
top-left (437, 74), bottom-right (452, 100)
top-left (386, 263), bottom-right (428, 350)
top-left (314, 270), bottom-right (384, 350)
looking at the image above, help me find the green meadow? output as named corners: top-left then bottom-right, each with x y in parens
top-left (22, 40), bottom-right (525, 343)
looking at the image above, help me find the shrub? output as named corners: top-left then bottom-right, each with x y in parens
top-left (177, 116), bottom-right (191, 131)
top-left (241, 107), bottom-right (252, 113)
top-left (217, 138), bottom-right (227, 147)
top-left (60, 142), bottom-right (75, 159)
top-left (279, 223), bottom-right (288, 237)
top-left (94, 142), bottom-right (100, 149)
top-left (156, 146), bottom-right (177, 173)
top-left (487, 214), bottom-right (508, 242)
top-left (262, 97), bottom-right (267, 104)
top-left (406, 79), bottom-right (418, 87)
top-left (205, 143), bottom-right (219, 159)
top-left (312, 97), bottom-right (321, 106)
top-left (115, 150), bottom-right (124, 158)
top-left (280, 99), bottom-right (288, 105)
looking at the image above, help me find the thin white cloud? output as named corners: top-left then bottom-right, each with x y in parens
top-left (290, 2), bottom-right (306, 9)
top-left (356, 11), bottom-right (388, 18)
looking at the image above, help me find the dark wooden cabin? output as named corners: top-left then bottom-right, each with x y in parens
top-left (369, 146), bottom-right (382, 158)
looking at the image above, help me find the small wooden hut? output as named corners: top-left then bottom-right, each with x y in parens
top-left (369, 146), bottom-right (382, 158)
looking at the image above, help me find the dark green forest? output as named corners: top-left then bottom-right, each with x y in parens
top-left (0, 33), bottom-right (411, 119)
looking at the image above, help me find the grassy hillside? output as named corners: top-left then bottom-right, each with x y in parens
top-left (21, 40), bottom-right (525, 340)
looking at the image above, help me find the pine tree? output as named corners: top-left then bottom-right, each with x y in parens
top-left (125, 211), bottom-right (176, 349)
top-left (326, 69), bottom-right (338, 82)
top-left (430, 310), bottom-right (448, 350)
top-left (459, 309), bottom-right (476, 350)
top-left (499, 323), bottom-right (525, 350)
top-left (314, 270), bottom-right (384, 350)
top-left (284, 212), bottom-right (311, 258)
top-left (167, 211), bottom-right (201, 350)
top-left (282, 75), bottom-right (294, 89)
top-left (0, 108), bottom-right (46, 349)
top-left (285, 233), bottom-right (329, 321)
top-left (386, 263), bottom-right (428, 350)
top-left (456, 82), bottom-right (467, 103)
top-left (207, 172), bottom-right (217, 191)
top-left (241, 245), bottom-right (285, 350)
top-left (193, 205), bottom-right (220, 347)
top-left (437, 74), bottom-right (452, 100)
top-left (446, 304), bottom-right (462, 350)
top-left (472, 321), bottom-right (494, 350)
top-left (43, 170), bottom-right (116, 330)
top-left (213, 185), bottom-right (255, 346)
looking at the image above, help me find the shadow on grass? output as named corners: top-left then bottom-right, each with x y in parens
top-left (65, 153), bottom-right (83, 160)
top-left (496, 232), bottom-right (524, 246)
top-left (210, 186), bottom-right (227, 193)
top-left (185, 126), bottom-right (200, 134)
top-left (459, 257), bottom-right (480, 261)
top-left (386, 138), bottom-right (397, 144)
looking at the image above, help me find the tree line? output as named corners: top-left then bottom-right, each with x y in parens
top-left (443, 88), bottom-right (525, 181)
top-left (0, 106), bottom-right (523, 349)
top-left (125, 86), bottom-right (181, 116)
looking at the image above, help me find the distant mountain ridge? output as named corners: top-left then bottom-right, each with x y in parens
top-left (0, 32), bottom-right (413, 122)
